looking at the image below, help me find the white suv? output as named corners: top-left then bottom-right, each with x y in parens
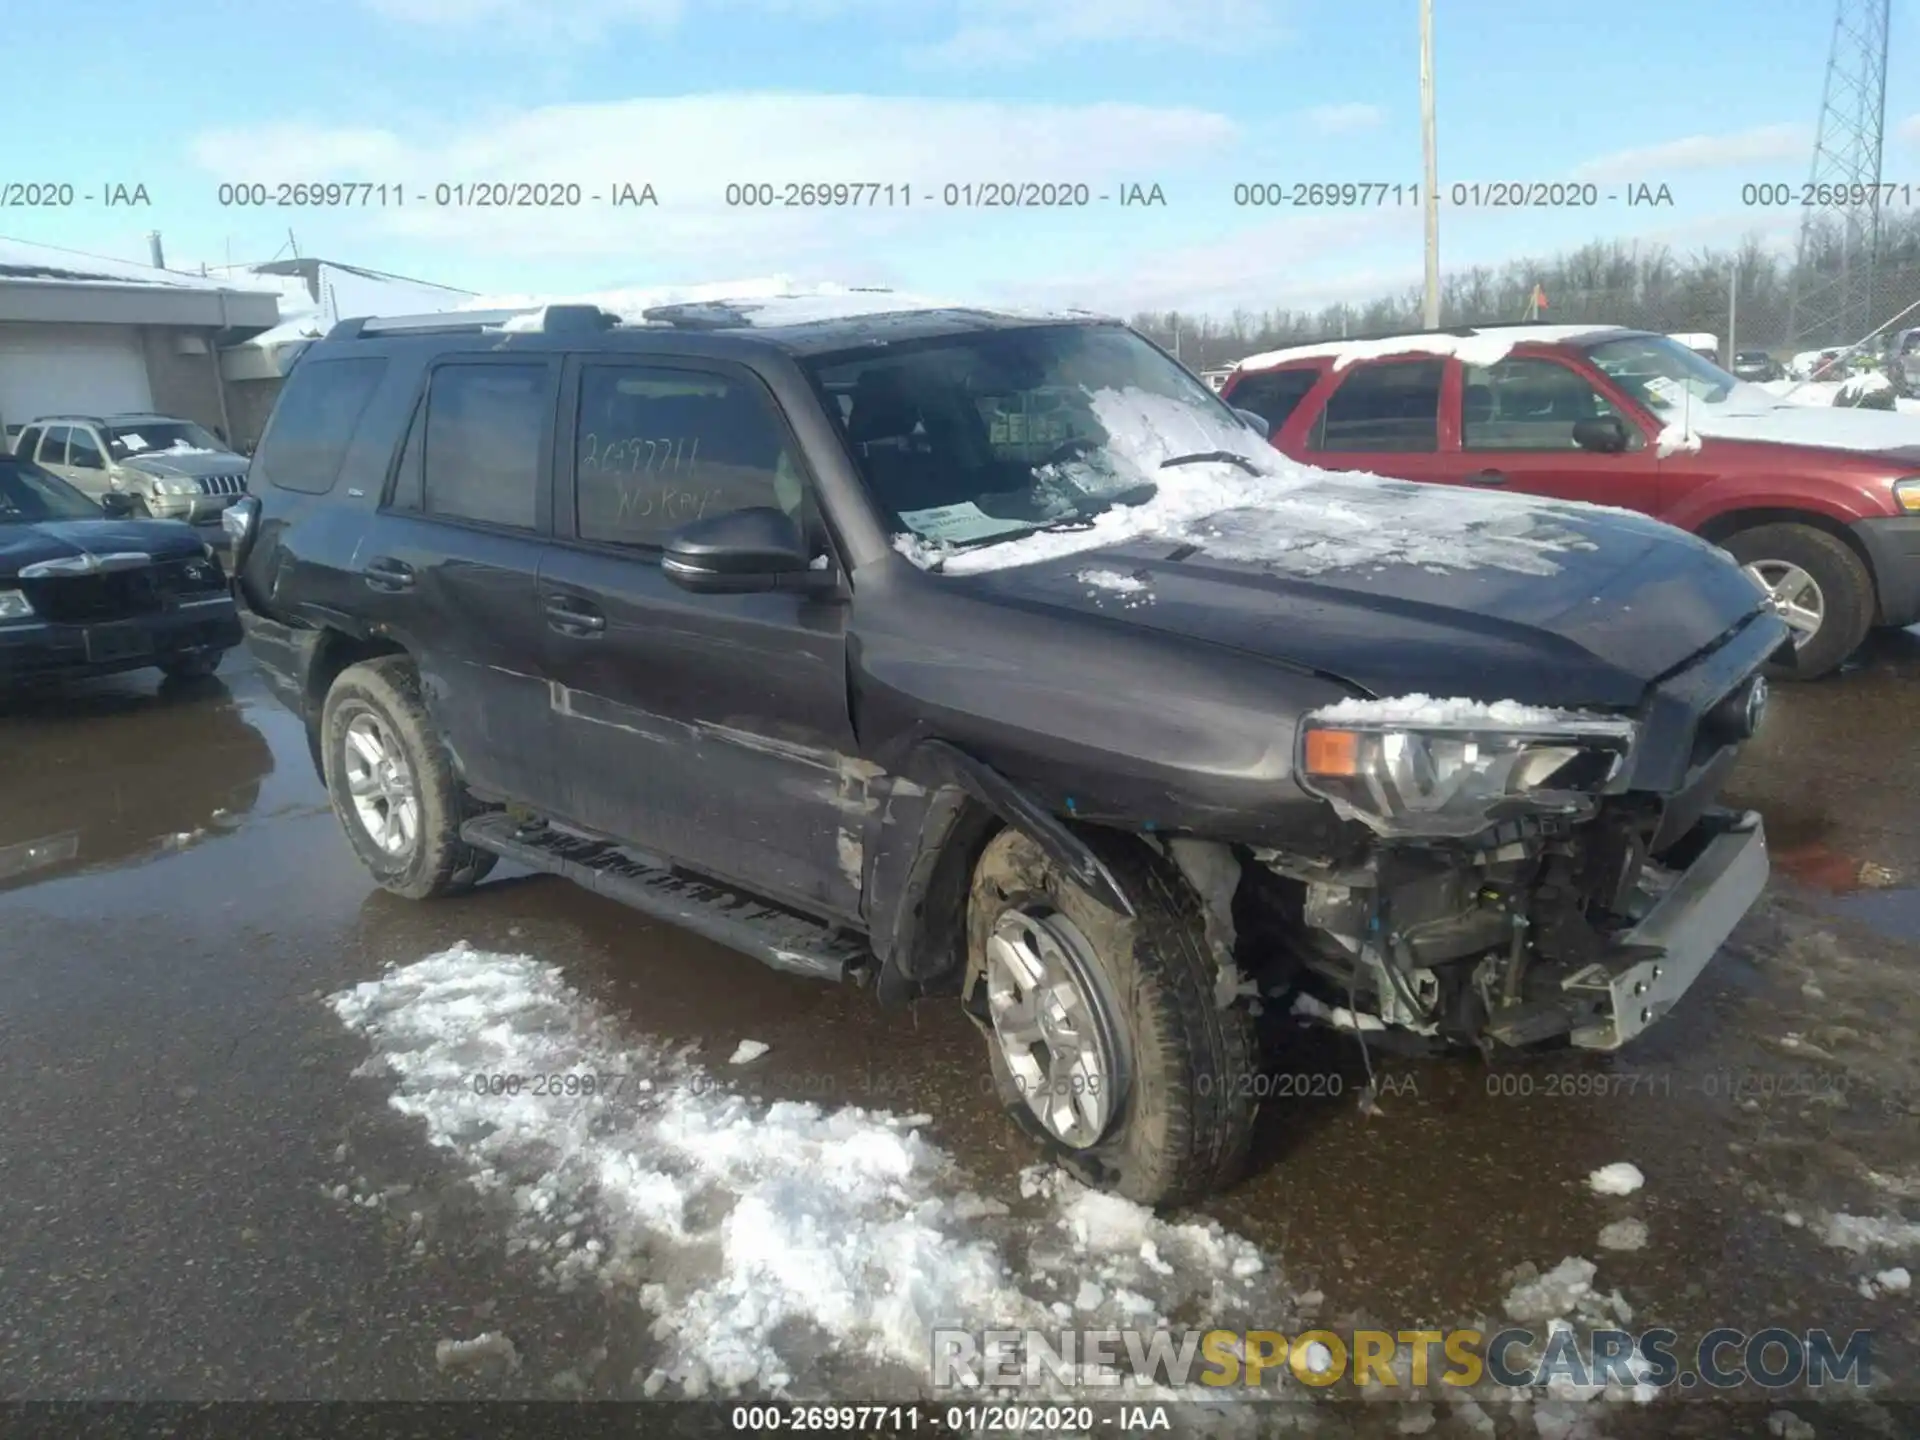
top-left (11, 413), bottom-right (250, 523)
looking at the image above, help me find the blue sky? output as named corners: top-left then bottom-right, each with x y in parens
top-left (6, 0), bottom-right (1920, 314)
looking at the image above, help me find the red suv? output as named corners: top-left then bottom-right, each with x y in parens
top-left (1222, 324), bottom-right (1920, 678)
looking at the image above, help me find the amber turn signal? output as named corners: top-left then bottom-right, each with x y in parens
top-left (1303, 728), bottom-right (1361, 776)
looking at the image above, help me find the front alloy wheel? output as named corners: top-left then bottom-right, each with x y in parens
top-left (984, 906), bottom-right (1127, 1149)
top-left (1741, 560), bottom-right (1824, 648)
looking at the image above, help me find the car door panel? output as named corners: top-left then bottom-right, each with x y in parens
top-left (538, 356), bottom-right (863, 920)
top-left (1447, 356), bottom-right (1666, 513)
top-left (362, 358), bottom-right (560, 808)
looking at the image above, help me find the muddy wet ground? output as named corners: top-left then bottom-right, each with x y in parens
top-left (3, 637), bottom-right (1919, 1438)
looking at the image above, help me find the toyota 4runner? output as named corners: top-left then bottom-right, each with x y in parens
top-left (231, 299), bottom-right (1789, 1206)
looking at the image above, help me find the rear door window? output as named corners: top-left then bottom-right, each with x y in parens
top-left (41, 426), bottom-right (72, 466)
top-left (1308, 359), bottom-right (1444, 453)
top-left (423, 362), bottom-right (551, 531)
top-left (1227, 367), bottom-right (1320, 431)
top-left (257, 357), bottom-right (389, 494)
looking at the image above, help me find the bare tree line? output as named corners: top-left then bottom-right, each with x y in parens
top-left (1133, 210), bottom-right (1920, 370)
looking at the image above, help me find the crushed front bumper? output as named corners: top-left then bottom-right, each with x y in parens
top-left (1561, 811), bottom-right (1769, 1050)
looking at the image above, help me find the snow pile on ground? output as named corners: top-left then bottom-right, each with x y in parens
top-left (331, 943), bottom-right (1296, 1403)
top-left (1311, 695), bottom-right (1572, 729)
top-left (910, 386), bottom-right (1632, 580)
top-left (1500, 1257), bottom-right (1655, 1410)
top-left (1819, 1211), bottom-right (1920, 1254)
top-left (1588, 1163), bottom-right (1645, 1196)
top-left (1596, 1219), bottom-right (1647, 1252)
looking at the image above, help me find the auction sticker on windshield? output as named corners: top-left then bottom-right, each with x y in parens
top-left (898, 502), bottom-right (1035, 543)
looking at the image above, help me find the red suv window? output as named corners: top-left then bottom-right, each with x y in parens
top-left (1228, 367), bottom-right (1320, 431)
top-left (1308, 359), bottom-right (1444, 453)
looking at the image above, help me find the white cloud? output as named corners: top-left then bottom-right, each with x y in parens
top-left (912, 0), bottom-right (1287, 66)
top-left (1899, 113), bottom-right (1920, 146)
top-left (360, 0), bottom-right (683, 37)
top-left (1303, 102), bottom-right (1383, 136)
top-left (189, 95), bottom-right (1239, 273)
top-left (1572, 124), bottom-right (1811, 182)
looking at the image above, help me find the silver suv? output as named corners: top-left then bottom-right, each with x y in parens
top-left (10, 413), bottom-right (249, 523)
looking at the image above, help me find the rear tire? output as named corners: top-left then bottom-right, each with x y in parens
top-left (965, 827), bottom-right (1258, 1208)
top-left (1723, 523), bottom-right (1873, 681)
top-left (320, 656), bottom-right (497, 900)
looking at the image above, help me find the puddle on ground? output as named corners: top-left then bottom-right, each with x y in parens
top-left (1823, 885), bottom-right (1920, 943)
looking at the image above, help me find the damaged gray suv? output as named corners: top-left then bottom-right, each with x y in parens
top-left (230, 299), bottom-right (1788, 1207)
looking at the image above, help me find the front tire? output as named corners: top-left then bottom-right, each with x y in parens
top-left (1724, 523), bottom-right (1873, 681)
top-left (319, 657), bottom-right (496, 900)
top-left (965, 827), bottom-right (1257, 1208)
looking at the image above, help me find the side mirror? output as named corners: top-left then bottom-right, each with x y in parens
top-left (99, 492), bottom-right (138, 518)
top-left (1572, 416), bottom-right (1630, 454)
top-left (662, 506), bottom-right (823, 595)
top-left (1231, 407), bottom-right (1272, 438)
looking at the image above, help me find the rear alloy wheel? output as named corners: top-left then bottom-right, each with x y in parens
top-left (320, 657), bottom-right (497, 900)
top-left (966, 827), bottom-right (1258, 1208)
top-left (1724, 522), bottom-right (1873, 681)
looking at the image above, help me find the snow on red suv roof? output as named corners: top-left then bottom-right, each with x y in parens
top-left (1235, 324), bottom-right (1632, 374)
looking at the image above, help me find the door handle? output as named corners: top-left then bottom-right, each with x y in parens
top-left (543, 593), bottom-right (606, 635)
top-left (1465, 469), bottom-right (1507, 485)
top-left (362, 557), bottom-right (416, 590)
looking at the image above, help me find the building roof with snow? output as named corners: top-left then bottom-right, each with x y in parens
top-left (0, 236), bottom-right (280, 331)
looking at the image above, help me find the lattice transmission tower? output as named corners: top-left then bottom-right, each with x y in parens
top-left (1786, 0), bottom-right (1894, 347)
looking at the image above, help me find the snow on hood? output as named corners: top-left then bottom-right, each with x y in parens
top-left (1237, 325), bottom-right (1626, 374)
top-left (1653, 381), bottom-right (1920, 453)
top-left (897, 385), bottom-right (1632, 579)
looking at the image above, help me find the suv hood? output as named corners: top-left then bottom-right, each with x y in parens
top-left (119, 449), bottom-right (247, 481)
top-left (939, 479), bottom-right (1770, 710)
top-left (1678, 386), bottom-right (1920, 458)
top-left (0, 518), bottom-right (209, 579)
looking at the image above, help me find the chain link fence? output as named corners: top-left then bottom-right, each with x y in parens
top-left (1141, 213), bottom-right (1920, 382)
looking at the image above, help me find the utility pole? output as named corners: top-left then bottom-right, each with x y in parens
top-left (1420, 0), bottom-right (1440, 328)
top-left (1726, 263), bottom-right (1738, 367)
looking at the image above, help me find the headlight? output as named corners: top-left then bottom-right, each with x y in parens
top-left (166, 479), bottom-right (199, 497)
top-left (0, 588), bottom-right (36, 621)
top-left (1892, 477), bottom-right (1920, 514)
top-left (1298, 698), bottom-right (1638, 838)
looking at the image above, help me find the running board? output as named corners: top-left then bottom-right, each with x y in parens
top-left (459, 813), bottom-right (869, 984)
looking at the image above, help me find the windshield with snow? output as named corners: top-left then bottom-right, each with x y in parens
top-left (0, 459), bottom-right (100, 523)
top-left (108, 421), bottom-right (226, 458)
top-left (1583, 335), bottom-right (1745, 411)
top-left (808, 324), bottom-right (1269, 550)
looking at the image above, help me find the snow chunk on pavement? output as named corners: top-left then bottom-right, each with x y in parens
top-left (1767, 1411), bottom-right (1816, 1440)
top-left (331, 943), bottom-right (1294, 1400)
top-left (1598, 1218), bottom-right (1648, 1251)
top-left (1874, 1266), bottom-right (1911, 1293)
top-left (727, 1039), bottom-right (771, 1065)
top-left (1821, 1212), bottom-right (1920, 1253)
top-left (1588, 1162), bottom-right (1645, 1196)
top-left (1503, 1257), bottom-right (1598, 1323)
top-left (435, 1332), bottom-right (520, 1372)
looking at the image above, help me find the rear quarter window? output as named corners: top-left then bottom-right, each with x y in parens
top-left (1226, 367), bottom-right (1321, 430)
top-left (255, 356), bottom-right (389, 495)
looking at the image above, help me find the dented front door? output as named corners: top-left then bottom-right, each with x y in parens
top-left (535, 355), bottom-right (866, 921)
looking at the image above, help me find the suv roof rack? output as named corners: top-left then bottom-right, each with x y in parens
top-left (324, 304), bottom-right (620, 341)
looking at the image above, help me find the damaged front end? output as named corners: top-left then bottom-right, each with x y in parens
top-left (1253, 698), bottom-right (1769, 1052)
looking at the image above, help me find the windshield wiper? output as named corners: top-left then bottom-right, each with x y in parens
top-left (1159, 450), bottom-right (1261, 475)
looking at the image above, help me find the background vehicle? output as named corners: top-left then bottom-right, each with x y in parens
top-left (233, 302), bottom-right (1783, 1207)
top-left (11, 414), bottom-right (250, 532)
top-left (1223, 323), bottom-right (1920, 679)
top-left (1886, 327), bottom-right (1920, 398)
top-left (0, 455), bottom-right (239, 688)
top-left (1731, 350), bottom-right (1783, 382)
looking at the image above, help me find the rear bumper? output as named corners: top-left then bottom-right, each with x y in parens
top-left (1852, 515), bottom-right (1920, 628)
top-left (0, 599), bottom-right (241, 687)
top-left (1564, 811), bottom-right (1769, 1051)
